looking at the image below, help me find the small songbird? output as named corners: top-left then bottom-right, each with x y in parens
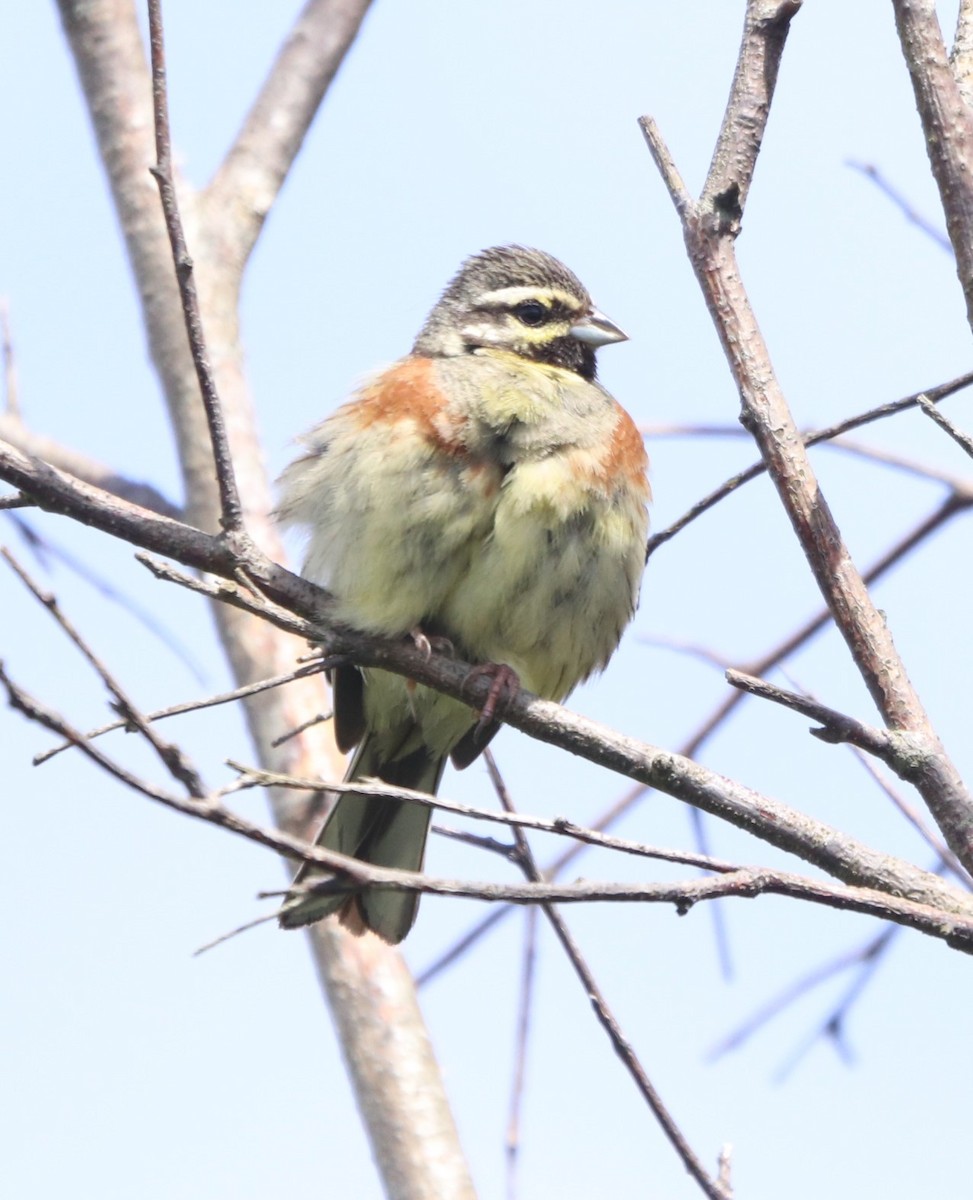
top-left (276, 245), bottom-right (650, 942)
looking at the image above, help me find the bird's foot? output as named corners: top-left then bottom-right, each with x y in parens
top-left (408, 627), bottom-right (455, 659)
top-left (464, 662), bottom-right (521, 738)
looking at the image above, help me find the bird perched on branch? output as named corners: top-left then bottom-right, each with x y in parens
top-left (276, 245), bottom-right (650, 942)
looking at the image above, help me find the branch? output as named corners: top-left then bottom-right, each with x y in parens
top-left (918, 394), bottom-right (973, 458)
top-left (481, 755), bottom-right (730, 1200)
top-left (849, 751), bottom-right (973, 887)
top-left (645, 370), bottom-right (973, 557)
top-left (54, 5), bottom-right (475, 1192)
top-left (953, 0), bottom-right (973, 106)
top-left (35, 662), bottom-right (329, 766)
top-left (642, 3), bottom-right (973, 876)
top-left (9, 429), bottom-right (971, 923)
top-left (205, 0), bottom-right (374, 264)
top-left (701, 0), bottom-right (802, 218)
top-left (0, 414), bottom-right (181, 518)
top-left (846, 160), bottom-right (952, 251)
top-left (233, 762), bottom-right (745, 873)
top-left (2, 547), bottom-right (205, 796)
top-left (147, 0), bottom-right (244, 535)
top-left (894, 0), bottom-right (973, 328)
top-left (707, 927), bottom-right (897, 1062)
top-left (725, 670), bottom-right (906, 762)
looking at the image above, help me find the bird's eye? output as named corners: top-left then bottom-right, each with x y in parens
top-left (513, 300), bottom-right (548, 327)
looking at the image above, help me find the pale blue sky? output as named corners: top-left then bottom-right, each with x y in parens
top-left (2, 3), bottom-right (971, 1198)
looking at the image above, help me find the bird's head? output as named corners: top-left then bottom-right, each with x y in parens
top-left (412, 245), bottom-right (627, 381)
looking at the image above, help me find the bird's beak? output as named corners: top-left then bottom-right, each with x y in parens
top-left (569, 308), bottom-right (629, 347)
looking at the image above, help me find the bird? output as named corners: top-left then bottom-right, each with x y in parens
top-left (275, 245), bottom-right (650, 943)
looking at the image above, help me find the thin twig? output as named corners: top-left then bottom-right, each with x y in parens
top-left (206, 0), bottom-right (374, 265)
top-left (847, 161), bottom-right (952, 252)
top-left (918, 394), bottom-right (973, 459)
top-left (505, 905), bottom-right (538, 1200)
top-left (639, 633), bottom-right (737, 671)
top-left (773, 927), bottom-right (897, 1081)
top-left (707, 927), bottom-right (896, 1061)
top-left (431, 823), bottom-right (518, 859)
top-left (1, 546), bottom-right (205, 797)
top-left (271, 707), bottom-right (334, 747)
top-left (146, 0), bottom-right (244, 536)
top-left (725, 669), bottom-right (897, 761)
top-left (849, 750), bottom-right (973, 887)
top-left (645, 372), bottom-right (973, 557)
top-left (233, 761), bottom-right (745, 873)
top-left (35, 661), bottom-right (329, 765)
top-left (421, 494), bottom-right (971, 980)
top-left (645, 46), bottom-right (973, 876)
top-left (644, 419), bottom-right (971, 491)
top-left (7, 513), bottom-right (203, 678)
top-left (482, 754), bottom-right (731, 1200)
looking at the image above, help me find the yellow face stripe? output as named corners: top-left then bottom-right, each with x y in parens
top-left (475, 285), bottom-right (585, 313)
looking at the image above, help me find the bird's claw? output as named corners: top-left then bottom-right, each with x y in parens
top-left (464, 662), bottom-right (521, 739)
top-left (409, 628), bottom-right (455, 659)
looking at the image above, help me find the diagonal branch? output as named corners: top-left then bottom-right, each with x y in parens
top-left (645, 370), bottom-right (973, 557)
top-left (2, 546), bottom-right (205, 796)
top-left (918, 394), bottom-right (973, 458)
top-left (3, 433), bottom-right (970, 921)
top-left (147, 0), bottom-right (244, 536)
top-left (701, 0), bottom-right (803, 218)
top-left (481, 755), bottom-right (730, 1200)
top-left (641, 0), bottom-right (973, 875)
top-left (53, 5), bottom-right (474, 1192)
top-left (205, 0), bottom-right (374, 265)
top-left (894, 0), bottom-right (973, 328)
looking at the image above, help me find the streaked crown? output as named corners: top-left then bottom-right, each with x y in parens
top-left (412, 245), bottom-right (626, 380)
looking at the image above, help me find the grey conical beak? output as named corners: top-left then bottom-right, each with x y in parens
top-left (569, 307), bottom-right (629, 347)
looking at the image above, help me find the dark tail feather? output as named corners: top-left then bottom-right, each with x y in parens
top-left (278, 733), bottom-right (445, 943)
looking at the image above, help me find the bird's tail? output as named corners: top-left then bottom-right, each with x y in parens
top-left (278, 733), bottom-right (445, 944)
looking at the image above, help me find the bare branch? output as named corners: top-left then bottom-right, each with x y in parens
top-left (952, 0), bottom-right (973, 105)
top-left (482, 756), bottom-right (731, 1200)
top-left (206, 0), bottom-right (374, 264)
top-left (725, 670), bottom-right (901, 761)
top-left (645, 370), bottom-right (973, 557)
top-left (234, 762), bottom-right (745, 874)
top-left (2, 546), bottom-right (205, 796)
top-left (846, 160), bottom-right (952, 251)
top-left (643, 21), bottom-right (973, 875)
top-left (700, 0), bottom-right (803, 217)
top-left (707, 928), bottom-right (897, 1061)
top-left (505, 906), bottom-right (538, 1200)
top-left (146, 0), bottom-right (244, 535)
top-left (0, 414), bottom-right (181, 517)
top-left (35, 662), bottom-right (329, 766)
top-left (850, 751), bottom-right (973, 887)
top-left (894, 0), bottom-right (973, 328)
top-left (918, 394), bottom-right (973, 458)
